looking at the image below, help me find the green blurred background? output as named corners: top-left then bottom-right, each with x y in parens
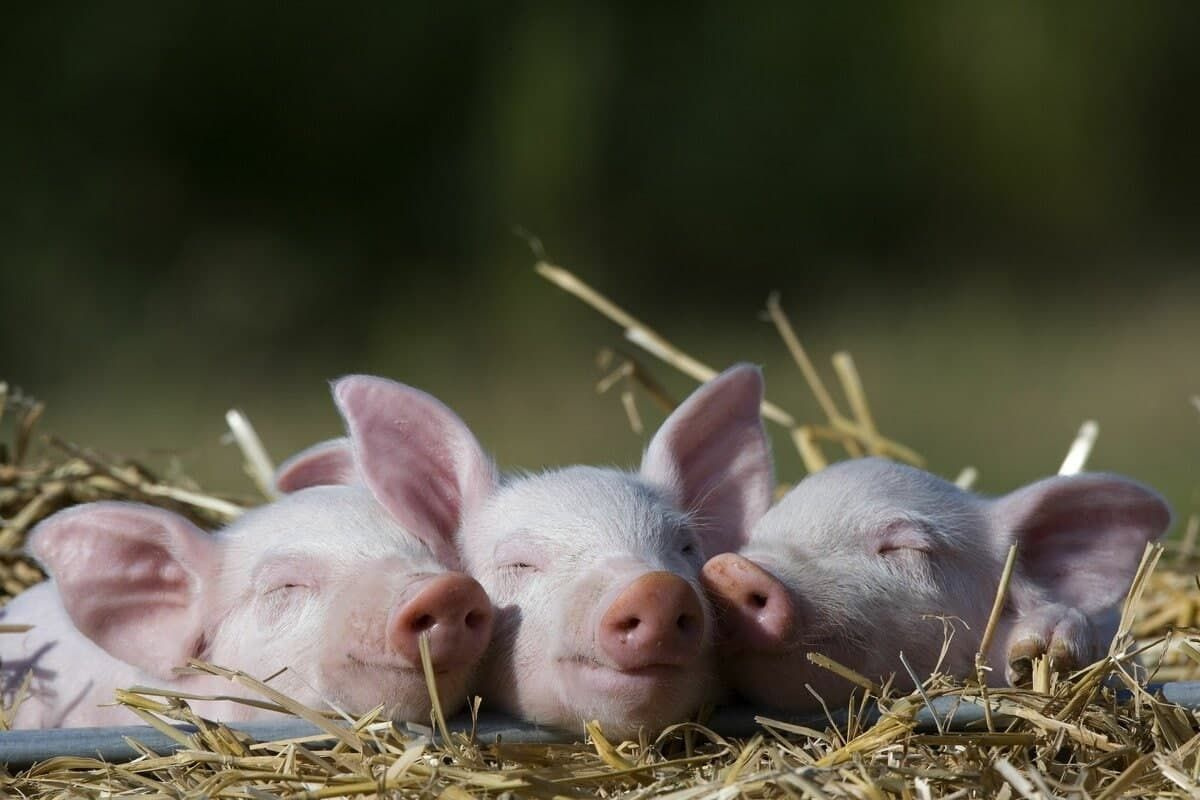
top-left (2, 3), bottom-right (1197, 516)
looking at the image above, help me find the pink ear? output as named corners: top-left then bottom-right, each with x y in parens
top-left (28, 502), bottom-right (218, 678)
top-left (275, 438), bottom-right (356, 493)
top-left (334, 376), bottom-right (497, 568)
top-left (990, 473), bottom-right (1172, 613)
top-left (640, 364), bottom-right (774, 556)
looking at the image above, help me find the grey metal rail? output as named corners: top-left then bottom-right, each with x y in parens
top-left (3, 682), bottom-right (1199, 771)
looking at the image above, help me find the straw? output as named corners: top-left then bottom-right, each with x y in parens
top-left (1058, 419), bottom-right (1099, 476)
top-left (537, 262), bottom-right (797, 428)
top-left (539, 263), bottom-right (924, 472)
top-left (225, 409), bottom-right (279, 500)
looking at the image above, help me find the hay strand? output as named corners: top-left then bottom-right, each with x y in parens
top-left (541, 263), bottom-right (925, 473)
top-left (536, 262), bottom-right (796, 427)
top-left (1058, 419), bottom-right (1100, 475)
top-left (764, 293), bottom-right (860, 455)
top-left (225, 409), bottom-right (279, 500)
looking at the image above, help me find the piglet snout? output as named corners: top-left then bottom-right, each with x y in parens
top-left (389, 573), bottom-right (494, 670)
top-left (701, 553), bottom-right (795, 652)
top-left (599, 571), bottom-right (704, 670)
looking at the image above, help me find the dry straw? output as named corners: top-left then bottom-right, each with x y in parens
top-left (1, 266), bottom-right (1199, 797)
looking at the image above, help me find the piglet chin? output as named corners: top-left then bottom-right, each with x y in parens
top-left (326, 659), bottom-right (472, 722)
top-left (562, 657), bottom-right (681, 694)
top-left (555, 657), bottom-right (711, 736)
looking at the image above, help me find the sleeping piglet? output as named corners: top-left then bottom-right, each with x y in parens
top-left (701, 457), bottom-right (1171, 711)
top-left (288, 365), bottom-right (773, 736)
top-left (0, 385), bottom-right (495, 729)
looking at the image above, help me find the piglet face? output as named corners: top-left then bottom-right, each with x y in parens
top-left (28, 374), bottom-right (504, 724)
top-left (703, 459), bottom-right (996, 710)
top-left (30, 488), bottom-right (494, 723)
top-left (207, 486), bottom-right (494, 719)
top-left (461, 468), bottom-right (713, 736)
top-left (705, 458), bottom-right (1170, 711)
top-left (228, 372), bottom-right (503, 717)
top-left (459, 364), bottom-right (774, 736)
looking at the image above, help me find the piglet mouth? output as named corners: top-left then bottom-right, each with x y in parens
top-left (555, 656), bottom-right (707, 722)
top-left (567, 657), bottom-right (683, 676)
top-left (559, 657), bottom-right (687, 691)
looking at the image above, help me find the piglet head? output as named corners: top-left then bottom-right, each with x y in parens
top-left (261, 374), bottom-right (500, 715)
top-left (210, 485), bottom-right (493, 719)
top-left (704, 458), bottom-right (1171, 712)
top-left (30, 375), bottom-right (500, 721)
top-left (31, 491), bottom-right (495, 721)
top-left (460, 364), bottom-right (774, 736)
top-left (704, 458), bottom-right (1001, 710)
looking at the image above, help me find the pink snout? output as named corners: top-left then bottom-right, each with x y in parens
top-left (599, 571), bottom-right (705, 670)
top-left (388, 573), bottom-right (494, 670)
top-left (701, 553), bottom-right (795, 652)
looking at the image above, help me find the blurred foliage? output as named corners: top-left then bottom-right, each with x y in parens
top-left (1, 3), bottom-right (1197, 514)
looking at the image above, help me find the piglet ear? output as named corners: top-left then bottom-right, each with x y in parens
top-left (334, 376), bottom-right (497, 569)
top-left (28, 502), bottom-right (218, 678)
top-left (990, 474), bottom-right (1171, 613)
top-left (274, 438), bottom-right (355, 493)
top-left (640, 363), bottom-right (774, 556)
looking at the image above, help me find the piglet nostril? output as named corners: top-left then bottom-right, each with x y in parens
top-left (676, 613), bottom-right (697, 634)
top-left (464, 609), bottom-right (488, 630)
top-left (748, 592), bottom-right (768, 609)
top-left (617, 616), bottom-right (641, 633)
top-left (410, 613), bottom-right (436, 633)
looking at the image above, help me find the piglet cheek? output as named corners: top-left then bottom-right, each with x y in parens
top-left (322, 570), bottom-right (434, 667)
top-left (561, 564), bottom-right (635, 640)
top-left (701, 553), bottom-right (798, 654)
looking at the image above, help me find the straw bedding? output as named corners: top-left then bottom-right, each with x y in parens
top-left (1, 264), bottom-right (1198, 798)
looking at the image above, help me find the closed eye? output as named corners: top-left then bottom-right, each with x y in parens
top-left (255, 555), bottom-right (323, 597)
top-left (266, 582), bottom-right (312, 593)
top-left (501, 562), bottom-right (543, 574)
top-left (877, 543), bottom-right (930, 555)
top-left (875, 518), bottom-right (935, 556)
top-left (493, 534), bottom-right (551, 574)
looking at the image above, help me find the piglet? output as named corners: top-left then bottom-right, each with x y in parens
top-left (306, 365), bottom-right (774, 736)
top-left (0, 383), bottom-right (495, 729)
top-left (701, 457), bottom-right (1171, 711)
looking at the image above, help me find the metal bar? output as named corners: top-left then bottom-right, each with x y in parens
top-left (3, 682), bottom-right (1199, 770)
top-left (0, 714), bottom-right (569, 770)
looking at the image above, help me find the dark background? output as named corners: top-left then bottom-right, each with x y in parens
top-left (3, 4), bottom-right (1197, 516)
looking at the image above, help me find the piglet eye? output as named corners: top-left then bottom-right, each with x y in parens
top-left (501, 559), bottom-right (541, 573)
top-left (494, 536), bottom-right (546, 573)
top-left (875, 519), bottom-right (933, 556)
